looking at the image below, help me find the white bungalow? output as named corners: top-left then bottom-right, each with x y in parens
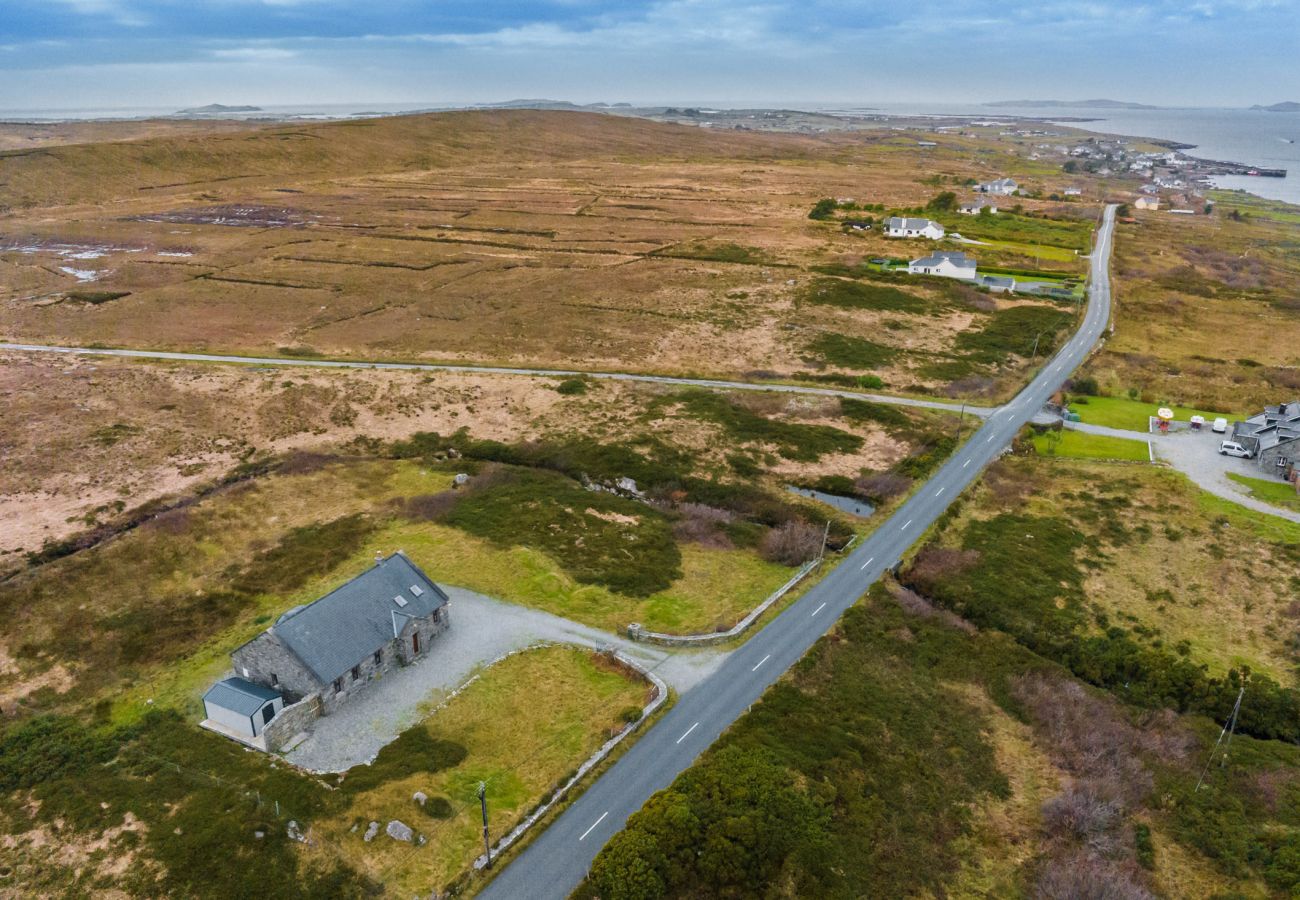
top-left (908, 250), bottom-right (977, 280)
top-left (885, 216), bottom-right (945, 239)
top-left (976, 177), bottom-right (1019, 196)
top-left (1135, 196), bottom-right (1160, 210)
top-left (959, 200), bottom-right (997, 215)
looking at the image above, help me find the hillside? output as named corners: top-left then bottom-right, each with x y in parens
top-left (0, 109), bottom-right (808, 209)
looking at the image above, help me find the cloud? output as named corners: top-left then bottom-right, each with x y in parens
top-left (211, 46), bottom-right (299, 60)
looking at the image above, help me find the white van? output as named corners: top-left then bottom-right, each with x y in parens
top-left (1219, 441), bottom-right (1253, 459)
top-left (1212, 417), bottom-right (1229, 433)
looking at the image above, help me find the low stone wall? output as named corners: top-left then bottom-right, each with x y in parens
top-left (627, 557), bottom-right (821, 647)
top-left (264, 693), bottom-right (322, 752)
top-left (473, 650), bottom-right (668, 870)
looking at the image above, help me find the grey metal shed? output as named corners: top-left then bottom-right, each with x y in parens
top-left (202, 676), bottom-right (284, 738)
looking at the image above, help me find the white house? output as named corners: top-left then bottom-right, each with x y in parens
top-left (885, 217), bottom-right (945, 239)
top-left (959, 201), bottom-right (997, 215)
top-left (908, 250), bottom-right (977, 280)
top-left (976, 178), bottom-right (1019, 196)
top-left (1063, 187), bottom-right (1083, 197)
top-left (1134, 196), bottom-right (1159, 210)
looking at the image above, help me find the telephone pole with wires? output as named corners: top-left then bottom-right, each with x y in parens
top-left (1195, 686), bottom-right (1245, 792)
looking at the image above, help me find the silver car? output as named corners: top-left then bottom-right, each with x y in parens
top-left (1219, 441), bottom-right (1253, 459)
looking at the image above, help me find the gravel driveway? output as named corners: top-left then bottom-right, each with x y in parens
top-left (285, 586), bottom-right (726, 772)
top-left (1064, 420), bottom-right (1300, 523)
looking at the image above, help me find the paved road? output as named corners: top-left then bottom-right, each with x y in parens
top-left (0, 342), bottom-right (990, 418)
top-left (477, 204), bottom-right (1118, 900)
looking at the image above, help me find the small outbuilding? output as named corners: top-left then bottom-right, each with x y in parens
top-left (202, 676), bottom-right (284, 740)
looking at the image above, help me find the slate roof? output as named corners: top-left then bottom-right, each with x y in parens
top-left (1232, 402), bottom-right (1300, 452)
top-left (270, 552), bottom-right (449, 683)
top-left (911, 250), bottom-right (976, 269)
top-left (204, 676), bottom-right (281, 716)
top-left (887, 216), bottom-right (941, 230)
top-left (980, 275), bottom-right (1017, 289)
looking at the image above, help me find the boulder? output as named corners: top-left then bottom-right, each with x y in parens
top-left (413, 791), bottom-right (428, 807)
top-left (286, 820), bottom-right (306, 843)
top-left (363, 821), bottom-right (380, 842)
top-left (386, 820), bottom-right (414, 843)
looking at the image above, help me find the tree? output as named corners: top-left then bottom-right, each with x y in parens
top-left (808, 198), bottom-right (838, 221)
top-left (1063, 160), bottom-right (1079, 174)
top-left (1116, 203), bottom-right (1130, 217)
top-left (926, 191), bottom-right (957, 212)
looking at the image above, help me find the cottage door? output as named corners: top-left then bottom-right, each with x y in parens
top-left (263, 705), bottom-right (275, 725)
top-left (413, 632), bottom-right (421, 655)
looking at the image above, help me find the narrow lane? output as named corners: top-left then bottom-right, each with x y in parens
top-left (477, 204), bottom-right (1117, 899)
top-left (0, 342), bottom-right (990, 417)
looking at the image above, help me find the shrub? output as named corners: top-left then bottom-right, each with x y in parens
top-left (555, 377), bottom-right (589, 395)
top-left (840, 397), bottom-right (911, 431)
top-left (339, 728), bottom-right (467, 795)
top-left (807, 332), bottom-right (900, 369)
top-left (808, 198), bottom-right (838, 220)
top-left (801, 277), bottom-right (928, 313)
top-left (1070, 375), bottom-right (1100, 396)
top-left (956, 305), bottom-right (1070, 363)
top-left (855, 472), bottom-right (912, 502)
top-left (423, 796), bottom-right (455, 819)
top-left (759, 518), bottom-right (823, 565)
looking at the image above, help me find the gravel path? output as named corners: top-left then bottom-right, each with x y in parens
top-left (285, 586), bottom-right (726, 772)
top-left (1064, 420), bottom-right (1300, 523)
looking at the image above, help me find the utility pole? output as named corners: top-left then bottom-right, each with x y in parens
top-left (955, 402), bottom-right (967, 441)
top-left (819, 520), bottom-right (831, 562)
top-left (478, 781), bottom-right (492, 867)
top-left (1195, 687), bottom-right (1245, 792)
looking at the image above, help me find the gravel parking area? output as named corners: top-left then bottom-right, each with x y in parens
top-left (1065, 420), bottom-right (1300, 523)
top-left (285, 586), bottom-right (726, 772)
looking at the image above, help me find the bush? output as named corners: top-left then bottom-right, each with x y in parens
top-left (423, 796), bottom-right (455, 819)
top-left (956, 305), bottom-right (1070, 363)
top-left (809, 198), bottom-right (838, 220)
top-left (1070, 375), bottom-right (1100, 396)
top-left (807, 332), bottom-right (899, 369)
top-left (339, 728), bottom-right (467, 795)
top-left (555, 377), bottom-right (589, 395)
top-left (801, 277), bottom-right (928, 314)
top-left (839, 398), bottom-right (912, 431)
top-left (0, 716), bottom-right (117, 791)
top-left (759, 518), bottom-right (823, 565)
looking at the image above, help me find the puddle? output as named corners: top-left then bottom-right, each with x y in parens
top-left (786, 486), bottom-right (875, 518)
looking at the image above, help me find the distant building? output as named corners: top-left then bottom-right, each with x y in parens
top-left (886, 217), bottom-right (945, 239)
top-left (1064, 187), bottom-right (1083, 197)
top-left (1139, 183), bottom-right (1161, 194)
top-left (1135, 196), bottom-right (1160, 210)
top-left (976, 177), bottom-right (1019, 196)
top-left (959, 200), bottom-right (997, 215)
top-left (908, 250), bottom-right (977, 280)
top-left (1232, 401), bottom-right (1300, 477)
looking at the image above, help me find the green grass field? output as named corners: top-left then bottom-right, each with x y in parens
top-left (1068, 395), bottom-right (1235, 432)
top-left (1227, 472), bottom-right (1300, 512)
top-left (1030, 429), bottom-right (1150, 461)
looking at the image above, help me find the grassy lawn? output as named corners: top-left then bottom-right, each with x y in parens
top-left (315, 645), bottom-right (647, 896)
top-left (1068, 395), bottom-right (1234, 432)
top-left (978, 239), bottom-right (1079, 263)
top-left (1227, 472), bottom-right (1300, 512)
top-left (1031, 429), bottom-right (1149, 461)
top-left (363, 521), bottom-right (798, 636)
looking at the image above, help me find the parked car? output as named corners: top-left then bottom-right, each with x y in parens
top-left (1219, 441), bottom-right (1253, 459)
top-left (1212, 417), bottom-right (1229, 433)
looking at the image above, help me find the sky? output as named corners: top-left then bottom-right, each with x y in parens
top-left (1, 0), bottom-right (1298, 112)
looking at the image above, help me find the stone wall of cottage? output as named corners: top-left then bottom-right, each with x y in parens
top-left (263, 693), bottom-right (322, 752)
top-left (231, 631), bottom-right (322, 703)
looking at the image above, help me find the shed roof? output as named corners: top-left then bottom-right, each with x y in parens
top-left (270, 552), bottom-right (449, 683)
top-left (204, 677), bottom-right (281, 716)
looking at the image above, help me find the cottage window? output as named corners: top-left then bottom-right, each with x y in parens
top-left (333, 677), bottom-right (343, 694)
top-left (373, 649), bottom-right (383, 665)
top-left (270, 673), bottom-right (278, 687)
top-left (412, 632), bottom-right (421, 654)
top-left (351, 665), bottom-right (361, 681)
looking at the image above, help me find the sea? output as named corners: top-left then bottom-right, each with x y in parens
top-left (2, 101), bottom-right (1297, 206)
top-left (838, 102), bottom-right (1300, 206)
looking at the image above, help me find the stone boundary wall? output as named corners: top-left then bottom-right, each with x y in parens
top-left (473, 650), bottom-right (668, 870)
top-left (264, 693), bottom-right (322, 752)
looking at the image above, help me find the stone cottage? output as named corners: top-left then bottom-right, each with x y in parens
top-left (203, 552), bottom-right (451, 747)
